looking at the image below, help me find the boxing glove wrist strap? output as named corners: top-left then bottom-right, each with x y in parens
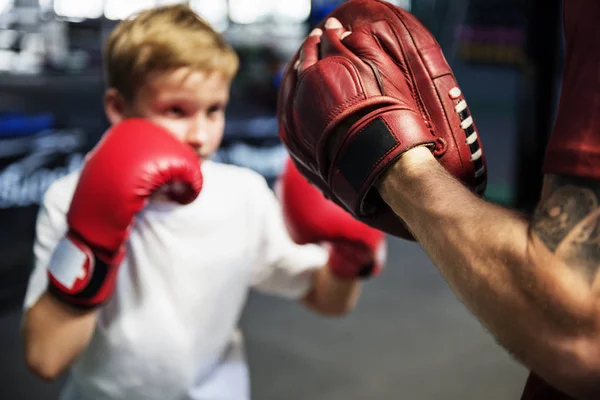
top-left (327, 242), bottom-right (379, 281)
top-left (329, 106), bottom-right (436, 216)
top-left (47, 234), bottom-right (121, 309)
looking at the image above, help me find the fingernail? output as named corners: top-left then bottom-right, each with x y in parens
top-left (309, 28), bottom-right (322, 36)
top-left (341, 31), bottom-right (352, 40)
top-left (325, 17), bottom-right (341, 29)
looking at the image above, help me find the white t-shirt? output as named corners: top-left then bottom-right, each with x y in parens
top-left (23, 160), bottom-right (328, 400)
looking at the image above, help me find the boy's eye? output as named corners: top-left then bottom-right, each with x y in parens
top-left (208, 105), bottom-right (224, 115)
top-left (165, 106), bottom-right (185, 117)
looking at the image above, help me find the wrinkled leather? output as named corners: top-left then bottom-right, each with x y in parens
top-left (277, 0), bottom-right (487, 240)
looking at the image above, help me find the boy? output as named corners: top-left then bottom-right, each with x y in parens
top-left (20, 4), bottom-right (385, 400)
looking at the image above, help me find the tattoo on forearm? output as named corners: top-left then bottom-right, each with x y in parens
top-left (532, 184), bottom-right (598, 252)
top-left (532, 176), bottom-right (600, 283)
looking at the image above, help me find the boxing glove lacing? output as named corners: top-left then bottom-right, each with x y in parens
top-left (450, 87), bottom-right (486, 194)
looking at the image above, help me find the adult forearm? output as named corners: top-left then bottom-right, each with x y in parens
top-left (380, 158), bottom-right (533, 343)
top-left (376, 148), bottom-right (600, 396)
top-left (22, 291), bottom-right (97, 381)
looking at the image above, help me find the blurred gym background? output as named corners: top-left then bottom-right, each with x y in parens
top-left (0, 0), bottom-right (564, 399)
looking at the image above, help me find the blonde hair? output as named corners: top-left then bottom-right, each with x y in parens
top-left (103, 4), bottom-right (239, 100)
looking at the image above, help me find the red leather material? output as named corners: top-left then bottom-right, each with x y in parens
top-left (278, 158), bottom-right (385, 280)
top-left (277, 0), bottom-right (487, 240)
top-left (49, 118), bottom-right (203, 306)
top-left (68, 119), bottom-right (203, 261)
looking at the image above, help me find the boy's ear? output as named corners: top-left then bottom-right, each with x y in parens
top-left (104, 88), bottom-right (128, 125)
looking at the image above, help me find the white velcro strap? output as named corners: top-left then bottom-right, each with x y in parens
top-left (455, 100), bottom-right (467, 113)
top-left (466, 131), bottom-right (478, 145)
top-left (48, 237), bottom-right (90, 290)
top-left (460, 116), bottom-right (473, 130)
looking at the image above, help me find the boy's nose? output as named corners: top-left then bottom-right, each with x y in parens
top-left (185, 120), bottom-right (208, 149)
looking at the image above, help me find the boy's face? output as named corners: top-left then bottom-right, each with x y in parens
top-left (105, 67), bottom-right (231, 160)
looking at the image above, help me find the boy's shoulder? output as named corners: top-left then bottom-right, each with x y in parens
top-left (42, 169), bottom-right (82, 210)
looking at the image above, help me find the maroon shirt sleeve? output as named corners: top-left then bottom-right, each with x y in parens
top-left (524, 1), bottom-right (600, 399)
top-left (521, 373), bottom-right (575, 400)
top-left (542, 0), bottom-right (600, 178)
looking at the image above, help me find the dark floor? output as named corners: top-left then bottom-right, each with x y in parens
top-left (0, 235), bottom-right (527, 400)
top-left (242, 236), bottom-right (527, 400)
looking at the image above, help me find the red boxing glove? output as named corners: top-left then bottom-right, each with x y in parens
top-left (277, 0), bottom-right (487, 241)
top-left (46, 119), bottom-right (203, 308)
top-left (277, 158), bottom-right (386, 280)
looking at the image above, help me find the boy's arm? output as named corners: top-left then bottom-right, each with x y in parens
top-left (21, 184), bottom-right (97, 381)
top-left (22, 292), bottom-right (97, 381)
top-left (250, 165), bottom-right (383, 315)
top-left (301, 266), bottom-right (361, 316)
top-left (22, 119), bottom-right (203, 381)
top-left (277, 158), bottom-right (386, 316)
